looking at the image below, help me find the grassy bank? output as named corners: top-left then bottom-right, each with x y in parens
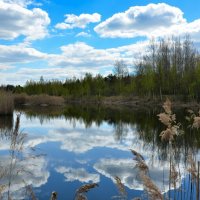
top-left (64, 95), bottom-right (200, 109)
top-left (14, 94), bottom-right (65, 106)
top-left (1, 91), bottom-right (200, 113)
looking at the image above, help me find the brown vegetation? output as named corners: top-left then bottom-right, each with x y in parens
top-left (130, 149), bottom-right (162, 199)
top-left (114, 176), bottom-right (127, 199)
top-left (14, 94), bottom-right (65, 106)
top-left (0, 91), bottom-right (14, 115)
top-left (75, 183), bottom-right (99, 200)
top-left (157, 98), bottom-right (181, 142)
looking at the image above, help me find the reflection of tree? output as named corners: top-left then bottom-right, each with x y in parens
top-left (0, 115), bottom-right (13, 135)
top-left (114, 120), bottom-right (128, 141)
top-left (16, 104), bottom-right (200, 163)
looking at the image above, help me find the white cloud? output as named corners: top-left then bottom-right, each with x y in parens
top-left (49, 41), bottom-right (148, 73)
top-left (94, 3), bottom-right (200, 40)
top-left (0, 0), bottom-right (34, 7)
top-left (0, 65), bottom-right (14, 70)
top-left (0, 44), bottom-right (47, 64)
top-left (54, 23), bottom-right (71, 30)
top-left (55, 13), bottom-right (101, 30)
top-left (0, 1), bottom-right (50, 41)
top-left (76, 31), bottom-right (91, 37)
top-left (0, 41), bottom-right (148, 85)
top-left (55, 166), bottom-right (100, 183)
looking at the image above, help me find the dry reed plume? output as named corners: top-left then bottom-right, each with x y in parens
top-left (187, 153), bottom-right (197, 181)
top-left (140, 173), bottom-right (163, 200)
top-left (26, 185), bottom-right (38, 200)
top-left (169, 163), bottom-right (179, 189)
top-left (130, 149), bottom-right (163, 199)
top-left (186, 109), bottom-right (200, 129)
top-left (50, 191), bottom-right (57, 200)
top-left (130, 149), bottom-right (144, 161)
top-left (158, 98), bottom-right (181, 142)
top-left (75, 183), bottom-right (98, 200)
top-left (136, 161), bottom-right (149, 174)
top-left (130, 149), bottom-right (148, 174)
top-left (0, 184), bottom-right (6, 197)
top-left (114, 176), bottom-right (127, 199)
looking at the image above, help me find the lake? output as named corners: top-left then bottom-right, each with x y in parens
top-left (0, 104), bottom-right (200, 200)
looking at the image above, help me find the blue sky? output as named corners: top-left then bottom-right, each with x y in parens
top-left (0, 0), bottom-right (200, 85)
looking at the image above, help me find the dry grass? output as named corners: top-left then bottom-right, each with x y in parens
top-left (157, 98), bottom-right (181, 142)
top-left (170, 163), bottom-right (179, 189)
top-left (114, 176), bottom-right (127, 198)
top-left (26, 185), bottom-right (38, 200)
top-left (136, 160), bottom-right (149, 174)
top-left (186, 109), bottom-right (200, 129)
top-left (192, 116), bottom-right (200, 129)
top-left (0, 91), bottom-right (14, 115)
top-left (0, 184), bottom-right (6, 196)
top-left (14, 93), bottom-right (28, 105)
top-left (130, 149), bottom-right (148, 174)
top-left (0, 114), bottom-right (41, 200)
top-left (76, 183), bottom-right (98, 194)
top-left (14, 94), bottom-right (65, 106)
top-left (130, 149), bottom-right (144, 161)
top-left (187, 153), bottom-right (197, 181)
top-left (130, 149), bottom-right (163, 199)
top-left (140, 172), bottom-right (163, 200)
top-left (75, 183), bottom-right (98, 200)
top-left (50, 191), bottom-right (57, 200)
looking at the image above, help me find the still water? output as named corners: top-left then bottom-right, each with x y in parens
top-left (0, 105), bottom-right (200, 200)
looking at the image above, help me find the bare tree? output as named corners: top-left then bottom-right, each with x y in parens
top-left (113, 60), bottom-right (129, 78)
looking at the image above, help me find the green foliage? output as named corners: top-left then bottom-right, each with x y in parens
top-left (2, 36), bottom-right (200, 100)
top-left (134, 36), bottom-right (200, 99)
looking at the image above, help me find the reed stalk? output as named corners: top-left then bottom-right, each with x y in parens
top-left (0, 91), bottom-right (14, 115)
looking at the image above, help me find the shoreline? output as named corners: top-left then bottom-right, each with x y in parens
top-left (7, 93), bottom-right (200, 110)
top-left (65, 96), bottom-right (200, 110)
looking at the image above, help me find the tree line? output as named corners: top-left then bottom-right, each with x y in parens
top-left (2, 35), bottom-right (200, 100)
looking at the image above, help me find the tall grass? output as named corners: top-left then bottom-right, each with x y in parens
top-left (0, 91), bottom-right (14, 115)
top-left (14, 94), bottom-right (65, 106)
top-left (0, 114), bottom-right (44, 200)
top-left (75, 183), bottom-right (99, 200)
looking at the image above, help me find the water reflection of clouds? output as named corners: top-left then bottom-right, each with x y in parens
top-left (1, 114), bottom-right (187, 196)
top-left (0, 155), bottom-right (49, 196)
top-left (93, 158), bottom-right (177, 192)
top-left (25, 128), bottom-right (135, 153)
top-left (20, 117), bottom-right (136, 153)
top-left (55, 166), bottom-right (100, 183)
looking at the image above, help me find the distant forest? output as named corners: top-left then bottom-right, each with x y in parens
top-left (2, 36), bottom-right (200, 100)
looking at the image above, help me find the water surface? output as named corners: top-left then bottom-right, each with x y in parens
top-left (0, 105), bottom-right (200, 199)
